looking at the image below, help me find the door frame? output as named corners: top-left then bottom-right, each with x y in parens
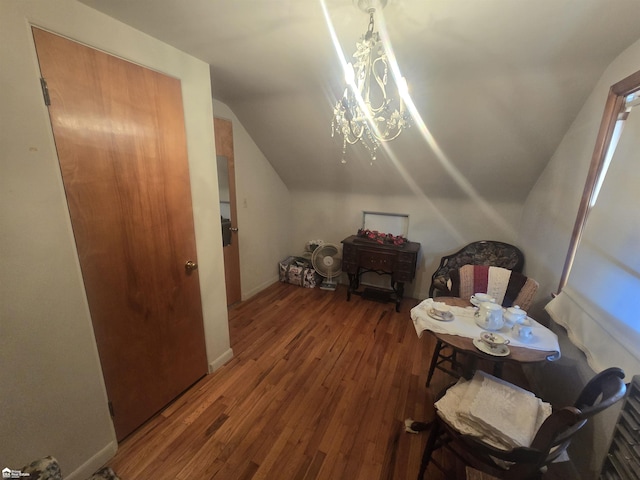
top-left (215, 117), bottom-right (242, 305)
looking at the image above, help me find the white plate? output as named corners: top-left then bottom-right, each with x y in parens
top-left (427, 309), bottom-right (455, 322)
top-left (473, 338), bottom-right (510, 357)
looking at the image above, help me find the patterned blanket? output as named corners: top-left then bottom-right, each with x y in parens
top-left (450, 265), bottom-right (538, 310)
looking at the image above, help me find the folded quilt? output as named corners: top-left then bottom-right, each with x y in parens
top-left (435, 371), bottom-right (551, 450)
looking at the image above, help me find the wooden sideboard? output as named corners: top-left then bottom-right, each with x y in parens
top-left (341, 235), bottom-right (420, 312)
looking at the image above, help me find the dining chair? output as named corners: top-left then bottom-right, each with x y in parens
top-left (425, 265), bottom-right (539, 387)
top-left (429, 241), bottom-right (524, 298)
top-left (417, 367), bottom-right (627, 480)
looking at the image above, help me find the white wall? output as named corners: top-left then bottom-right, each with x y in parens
top-left (290, 191), bottom-right (524, 300)
top-left (519, 37), bottom-right (640, 478)
top-left (0, 1), bottom-right (230, 478)
top-left (212, 100), bottom-right (293, 299)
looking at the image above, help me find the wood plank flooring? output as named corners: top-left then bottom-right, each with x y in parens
top-left (107, 282), bottom-right (501, 479)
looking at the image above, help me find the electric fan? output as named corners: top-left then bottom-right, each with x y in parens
top-left (311, 243), bottom-right (342, 291)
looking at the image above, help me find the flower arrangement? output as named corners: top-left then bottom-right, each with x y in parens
top-left (357, 228), bottom-right (408, 246)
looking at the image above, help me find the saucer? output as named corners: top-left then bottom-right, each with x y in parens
top-left (473, 338), bottom-right (510, 357)
top-left (427, 309), bottom-right (455, 322)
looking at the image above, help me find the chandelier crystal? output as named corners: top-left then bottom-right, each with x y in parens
top-left (331, 0), bottom-right (410, 164)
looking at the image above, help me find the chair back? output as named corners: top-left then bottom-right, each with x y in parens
top-left (429, 240), bottom-right (524, 297)
top-left (502, 407), bottom-right (584, 479)
top-left (551, 367), bottom-right (627, 463)
top-left (450, 264), bottom-right (539, 310)
top-left (574, 367), bottom-right (626, 418)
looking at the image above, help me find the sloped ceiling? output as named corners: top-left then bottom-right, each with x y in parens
top-left (79, 0), bottom-right (640, 201)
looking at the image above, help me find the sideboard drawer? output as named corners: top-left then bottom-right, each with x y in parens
top-left (396, 252), bottom-right (416, 266)
top-left (358, 250), bottom-right (395, 272)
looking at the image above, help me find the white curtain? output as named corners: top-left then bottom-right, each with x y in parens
top-left (546, 107), bottom-right (640, 380)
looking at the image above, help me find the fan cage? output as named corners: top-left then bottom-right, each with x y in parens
top-left (311, 244), bottom-right (342, 279)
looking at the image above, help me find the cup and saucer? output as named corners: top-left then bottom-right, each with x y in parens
top-left (473, 331), bottom-right (511, 357)
top-left (470, 293), bottom-right (495, 307)
top-left (512, 321), bottom-right (535, 343)
top-left (427, 303), bottom-right (455, 322)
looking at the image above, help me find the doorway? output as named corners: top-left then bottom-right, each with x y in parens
top-left (215, 117), bottom-right (242, 306)
top-left (32, 27), bottom-right (208, 440)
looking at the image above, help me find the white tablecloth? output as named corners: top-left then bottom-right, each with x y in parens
top-left (411, 298), bottom-right (560, 357)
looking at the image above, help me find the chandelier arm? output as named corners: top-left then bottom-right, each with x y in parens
top-left (369, 56), bottom-right (389, 113)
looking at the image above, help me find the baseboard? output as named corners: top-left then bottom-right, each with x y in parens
top-left (65, 441), bottom-right (118, 480)
top-left (242, 276), bottom-right (278, 301)
top-left (208, 347), bottom-right (234, 373)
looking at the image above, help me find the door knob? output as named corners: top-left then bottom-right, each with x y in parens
top-left (185, 260), bottom-right (198, 272)
top-left (230, 227), bottom-right (238, 232)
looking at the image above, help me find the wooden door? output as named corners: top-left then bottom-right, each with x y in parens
top-left (32, 28), bottom-right (208, 440)
top-left (214, 117), bottom-right (242, 305)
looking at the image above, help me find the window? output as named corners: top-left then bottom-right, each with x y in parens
top-left (558, 71), bottom-right (640, 292)
top-left (547, 70), bottom-right (640, 378)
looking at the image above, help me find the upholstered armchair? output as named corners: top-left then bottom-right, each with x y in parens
top-left (429, 241), bottom-right (524, 297)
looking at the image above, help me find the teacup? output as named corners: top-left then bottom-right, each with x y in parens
top-left (513, 323), bottom-right (533, 341)
top-left (504, 305), bottom-right (527, 328)
top-left (432, 302), bottom-right (451, 317)
top-left (479, 331), bottom-right (510, 349)
top-left (470, 293), bottom-right (495, 306)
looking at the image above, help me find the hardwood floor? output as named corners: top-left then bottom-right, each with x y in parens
top-left (107, 282), bottom-right (500, 479)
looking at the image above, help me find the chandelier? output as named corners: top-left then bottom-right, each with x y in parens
top-left (331, 0), bottom-right (410, 164)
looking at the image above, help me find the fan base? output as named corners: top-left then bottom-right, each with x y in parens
top-left (319, 280), bottom-right (338, 291)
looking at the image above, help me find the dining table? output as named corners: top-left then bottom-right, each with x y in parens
top-left (411, 297), bottom-right (561, 381)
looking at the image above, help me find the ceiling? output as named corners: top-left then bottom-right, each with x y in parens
top-left (79, 0), bottom-right (640, 201)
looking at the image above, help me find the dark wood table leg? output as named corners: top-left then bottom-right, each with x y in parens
top-left (347, 272), bottom-right (358, 301)
top-left (462, 354), bottom-right (479, 379)
top-left (395, 281), bottom-right (405, 312)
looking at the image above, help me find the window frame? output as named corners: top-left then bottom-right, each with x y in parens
top-left (558, 69), bottom-right (640, 292)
